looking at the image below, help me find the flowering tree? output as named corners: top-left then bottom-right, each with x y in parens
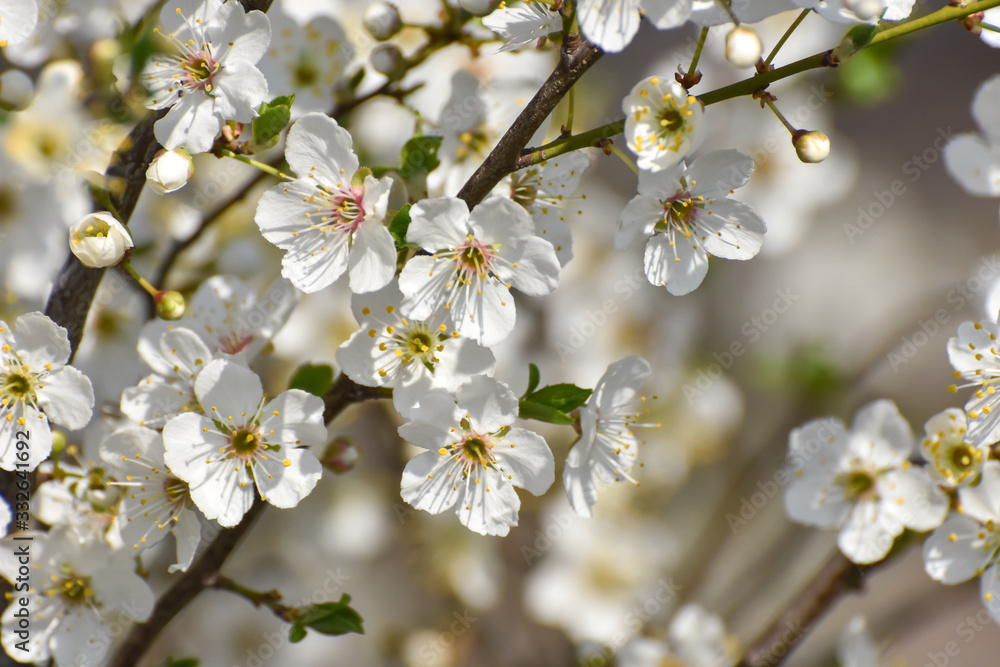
top-left (2, 0), bottom-right (1000, 665)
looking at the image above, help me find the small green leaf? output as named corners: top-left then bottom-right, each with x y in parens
top-left (348, 67), bottom-right (365, 91)
top-left (524, 363), bottom-right (541, 397)
top-left (518, 400), bottom-right (574, 425)
top-left (399, 136), bottom-right (442, 179)
top-left (164, 658), bottom-right (199, 667)
top-left (389, 204), bottom-right (412, 248)
top-left (253, 95), bottom-right (296, 147)
top-left (289, 623), bottom-right (307, 643)
top-left (297, 594), bottom-right (364, 637)
top-left (289, 363), bottom-right (335, 397)
top-left (268, 94), bottom-right (296, 109)
top-left (525, 383), bottom-right (592, 413)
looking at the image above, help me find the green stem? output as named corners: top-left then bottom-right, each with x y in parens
top-left (566, 85), bottom-right (575, 134)
top-left (981, 21), bottom-right (1000, 33)
top-left (606, 140), bottom-right (639, 175)
top-left (763, 9), bottom-right (809, 67)
top-left (516, 0), bottom-right (1000, 170)
top-left (220, 149), bottom-right (293, 181)
top-left (689, 27), bottom-right (710, 75)
top-left (120, 261), bottom-right (158, 297)
top-left (715, 0), bottom-right (738, 24)
top-left (208, 574), bottom-right (293, 620)
top-left (764, 99), bottom-right (797, 135)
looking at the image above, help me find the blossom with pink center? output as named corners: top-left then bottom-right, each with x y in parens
top-left (162, 359), bottom-right (325, 527)
top-left (143, 0), bottom-right (271, 154)
top-left (255, 112), bottom-right (396, 294)
top-left (399, 195), bottom-right (561, 348)
top-left (398, 375), bottom-right (555, 536)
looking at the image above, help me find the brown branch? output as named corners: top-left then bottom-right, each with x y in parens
top-left (736, 552), bottom-right (885, 667)
top-left (44, 111), bottom-right (165, 360)
top-left (455, 33), bottom-right (603, 208)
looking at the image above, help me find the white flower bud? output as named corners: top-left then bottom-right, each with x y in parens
top-left (0, 69), bottom-right (34, 111)
top-left (458, 0), bottom-right (497, 16)
top-left (69, 211), bottom-right (134, 268)
top-left (725, 27), bottom-right (762, 69)
top-left (363, 3), bottom-right (402, 41)
top-left (371, 44), bottom-right (406, 80)
top-left (146, 148), bottom-right (194, 194)
top-left (793, 130), bottom-right (831, 164)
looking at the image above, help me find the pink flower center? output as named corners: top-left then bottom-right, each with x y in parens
top-left (181, 51), bottom-right (220, 92)
top-left (456, 238), bottom-right (495, 280)
top-left (217, 331), bottom-right (253, 355)
top-left (330, 186), bottom-right (366, 232)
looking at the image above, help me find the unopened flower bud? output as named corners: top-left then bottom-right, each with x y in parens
top-left (155, 290), bottom-right (186, 320)
top-left (50, 430), bottom-right (67, 459)
top-left (69, 211), bottom-right (133, 268)
top-left (371, 44), bottom-right (407, 80)
top-left (146, 148), bottom-right (194, 195)
top-left (459, 0), bottom-right (497, 16)
top-left (363, 3), bottom-right (402, 41)
top-left (725, 26), bottom-right (762, 69)
top-left (0, 69), bottom-right (33, 111)
top-left (321, 437), bottom-right (360, 474)
top-left (793, 130), bottom-right (831, 164)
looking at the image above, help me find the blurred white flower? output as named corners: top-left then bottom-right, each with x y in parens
top-left (947, 319), bottom-right (1000, 449)
top-left (837, 615), bottom-right (890, 667)
top-left (785, 400), bottom-right (948, 564)
top-left (944, 73), bottom-right (1000, 198)
top-left (0, 0), bottom-right (37, 47)
top-left (69, 211), bottom-right (133, 268)
top-left (919, 407), bottom-right (984, 488)
top-left (577, 0), bottom-right (691, 53)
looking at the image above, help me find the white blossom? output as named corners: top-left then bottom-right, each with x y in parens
top-left (577, 0), bottom-right (691, 53)
top-left (623, 76), bottom-right (705, 173)
top-left (143, 0), bottom-right (270, 154)
top-left (563, 356), bottom-right (653, 517)
top-left (947, 319), bottom-right (1000, 449)
top-left (482, 1), bottom-right (562, 52)
top-left (336, 282), bottom-right (495, 419)
top-left (0, 313), bottom-right (94, 471)
top-left (944, 74), bottom-right (1000, 198)
top-left (617, 150), bottom-right (765, 295)
top-left (398, 376), bottom-right (554, 536)
top-left (0, 0), bottom-right (38, 47)
top-left (919, 407), bottom-right (984, 487)
top-left (162, 359), bottom-right (325, 527)
top-left (255, 112), bottom-right (396, 294)
top-left (784, 400), bottom-right (948, 564)
top-left (68, 211), bottom-right (133, 268)
top-left (837, 615), bottom-right (890, 667)
top-left (399, 195), bottom-right (560, 348)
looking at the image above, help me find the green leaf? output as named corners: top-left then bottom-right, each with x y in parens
top-left (289, 363), bottom-right (335, 397)
top-left (164, 659), bottom-right (199, 667)
top-left (525, 383), bottom-right (592, 413)
top-left (289, 623), bottom-right (307, 643)
top-left (348, 67), bottom-right (365, 91)
top-left (836, 42), bottom-right (900, 105)
top-left (399, 136), bottom-right (442, 179)
top-left (389, 204), bottom-right (412, 248)
top-left (524, 363), bottom-right (540, 397)
top-left (518, 400), bottom-right (574, 426)
top-left (298, 594), bottom-right (364, 637)
top-left (253, 95), bottom-right (296, 147)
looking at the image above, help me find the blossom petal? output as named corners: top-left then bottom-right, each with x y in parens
top-left (923, 514), bottom-right (992, 584)
top-left (697, 199), bottom-right (766, 260)
top-left (36, 366), bottom-right (94, 430)
top-left (347, 220), bottom-right (396, 293)
top-left (284, 113), bottom-right (358, 188)
top-left (501, 427), bottom-right (555, 496)
top-left (578, 0), bottom-right (641, 53)
top-left (644, 232), bottom-right (708, 295)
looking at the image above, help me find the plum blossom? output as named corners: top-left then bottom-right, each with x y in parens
top-left (143, 0), bottom-right (270, 154)
top-left (616, 150), bottom-right (766, 295)
top-left (563, 356), bottom-right (654, 517)
top-left (947, 319), bottom-right (1000, 449)
top-left (482, 1), bottom-right (562, 52)
top-left (399, 195), bottom-right (560, 348)
top-left (255, 112), bottom-right (395, 294)
top-left (576, 0), bottom-right (691, 54)
top-left (0, 313), bottom-right (94, 471)
top-left (398, 376), bottom-right (555, 536)
top-left (784, 400), bottom-right (948, 564)
top-left (919, 407), bottom-right (985, 487)
top-left (336, 282), bottom-right (495, 419)
top-left (943, 74), bottom-right (1000, 199)
top-left (623, 76), bottom-right (705, 173)
top-left (162, 359), bottom-right (325, 527)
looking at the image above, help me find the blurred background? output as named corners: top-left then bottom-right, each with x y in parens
top-left (4, 0), bottom-right (1000, 665)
